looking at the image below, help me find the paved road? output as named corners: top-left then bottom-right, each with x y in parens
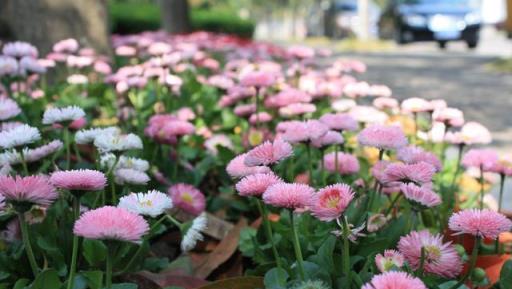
top-left (345, 45), bottom-right (512, 148)
top-left (341, 28), bottom-right (512, 210)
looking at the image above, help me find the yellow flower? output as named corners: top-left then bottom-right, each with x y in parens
top-left (92, 117), bottom-right (118, 126)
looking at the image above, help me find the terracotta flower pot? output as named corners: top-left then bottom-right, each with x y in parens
top-left (473, 254), bottom-right (511, 288)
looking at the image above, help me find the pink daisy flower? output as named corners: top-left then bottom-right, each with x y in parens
top-left (234, 104), bottom-right (256, 117)
top-left (375, 250), bottom-right (404, 273)
top-left (265, 89), bottom-right (311, 108)
top-left (362, 272), bottom-right (427, 289)
top-left (235, 173), bottom-right (283, 197)
top-left (373, 97), bottom-right (399, 111)
top-left (462, 149), bottom-right (499, 171)
top-left (371, 161), bottom-right (391, 184)
top-left (432, 107), bottom-right (464, 127)
top-left (319, 113), bottom-right (358, 132)
top-left (400, 183), bottom-right (441, 208)
top-left (226, 153), bottom-right (271, 178)
top-left (401, 97), bottom-right (432, 113)
top-left (0, 175), bottom-right (57, 207)
top-left (50, 169), bottom-right (107, 191)
top-left (311, 184), bottom-right (355, 221)
top-left (249, 112), bottom-right (273, 124)
top-left (323, 152), bottom-right (360, 175)
top-left (448, 209), bottom-right (512, 239)
top-left (73, 206), bottom-right (149, 243)
top-left (460, 122), bottom-right (492, 145)
top-left (168, 183), bottom-right (206, 215)
top-left (397, 146), bottom-right (442, 172)
top-left (161, 120), bottom-right (195, 137)
top-left (398, 230), bottom-right (462, 278)
top-left (381, 162), bottom-right (436, 186)
top-left (262, 183), bottom-right (314, 212)
top-left (358, 124), bottom-right (408, 150)
top-left (244, 139), bottom-right (293, 167)
top-left (239, 70), bottom-right (276, 88)
top-left (311, 131), bottom-right (344, 148)
top-left (278, 103), bottom-right (316, 117)
top-left (281, 120), bottom-right (329, 143)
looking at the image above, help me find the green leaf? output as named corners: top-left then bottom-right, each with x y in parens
top-left (111, 283), bottom-right (138, 289)
top-left (31, 269), bottom-right (63, 289)
top-left (308, 235), bottom-right (336, 275)
top-left (13, 279), bottom-right (30, 289)
top-left (264, 267), bottom-right (289, 289)
top-left (221, 110), bottom-right (237, 128)
top-left (239, 227), bottom-right (257, 257)
top-left (500, 260), bottom-right (512, 289)
top-left (82, 239), bottom-right (107, 266)
top-left (438, 281), bottom-right (470, 289)
top-left (81, 270), bottom-right (103, 289)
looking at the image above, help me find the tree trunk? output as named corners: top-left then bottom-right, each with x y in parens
top-left (160, 0), bottom-right (191, 34)
top-left (0, 0), bottom-right (111, 56)
top-left (323, 0), bottom-right (336, 38)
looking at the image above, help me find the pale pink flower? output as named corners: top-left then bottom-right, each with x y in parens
top-left (401, 97), bottom-right (432, 113)
top-left (287, 45), bottom-right (315, 59)
top-left (319, 113), bottom-right (358, 132)
top-left (382, 162), bottom-right (436, 186)
top-left (226, 153), bottom-right (271, 178)
top-left (249, 112), bottom-right (273, 124)
top-left (454, 121), bottom-right (492, 145)
top-left (462, 149), bottom-right (499, 171)
top-left (204, 134), bottom-right (234, 155)
top-left (432, 107), bottom-right (464, 127)
top-left (375, 250), bottom-right (404, 272)
top-left (369, 85), bottom-right (392, 98)
top-left (50, 169), bottom-right (107, 191)
top-left (281, 120), bottom-right (329, 143)
top-left (262, 183), bottom-right (314, 211)
top-left (73, 206), bottom-right (149, 243)
top-left (397, 146), bottom-right (442, 172)
top-left (236, 173), bottom-right (283, 197)
top-left (311, 184), bottom-right (354, 221)
top-left (371, 161), bottom-right (392, 184)
top-left (0, 98), bottom-right (21, 121)
top-left (245, 139), bottom-right (293, 166)
top-left (398, 230), bottom-right (462, 278)
top-left (0, 175), bottom-right (57, 206)
top-left (115, 46), bottom-right (137, 57)
top-left (367, 214), bottom-right (390, 232)
top-left (265, 89), bottom-right (311, 108)
top-left (358, 124), bottom-right (408, 150)
top-left (430, 99), bottom-right (447, 110)
top-left (279, 103), bottom-right (316, 117)
top-left (373, 97), bottom-right (399, 111)
top-left (239, 70), bottom-right (276, 88)
top-left (3, 42), bottom-right (38, 58)
top-left (168, 183), bottom-right (206, 215)
top-left (448, 209), bottom-right (512, 239)
top-left (234, 104), bottom-right (256, 117)
top-left (362, 272), bottom-right (427, 289)
top-left (343, 81), bottom-right (370, 98)
top-left (332, 99), bottom-right (356, 112)
top-left (67, 74), bottom-right (88, 85)
top-left (323, 152), bottom-right (360, 175)
top-left (161, 120), bottom-right (195, 137)
top-left (311, 131), bottom-right (344, 148)
top-left (53, 38), bottom-right (79, 53)
top-left (400, 183), bottom-right (441, 208)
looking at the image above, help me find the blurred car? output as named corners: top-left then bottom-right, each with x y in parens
top-left (306, 0), bottom-right (381, 38)
top-left (379, 0), bottom-right (483, 48)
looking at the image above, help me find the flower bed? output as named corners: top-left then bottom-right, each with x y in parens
top-left (0, 31), bottom-right (511, 289)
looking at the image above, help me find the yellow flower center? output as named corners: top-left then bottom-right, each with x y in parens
top-left (181, 192), bottom-right (194, 204)
top-left (139, 199), bottom-right (153, 207)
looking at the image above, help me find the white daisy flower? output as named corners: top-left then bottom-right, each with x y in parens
top-left (42, 105), bottom-right (85, 125)
top-left (0, 98), bottom-right (21, 121)
top-left (114, 168), bottom-right (150, 185)
top-left (118, 190), bottom-right (173, 217)
top-left (181, 212), bottom-right (207, 251)
top-left (94, 133), bottom-right (143, 153)
top-left (0, 124), bottom-right (41, 149)
top-left (100, 154), bottom-right (149, 172)
top-left (75, 127), bottom-right (120, 144)
top-left (0, 140), bottom-right (63, 166)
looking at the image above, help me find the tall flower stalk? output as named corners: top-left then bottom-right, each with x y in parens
top-left (289, 210), bottom-right (305, 280)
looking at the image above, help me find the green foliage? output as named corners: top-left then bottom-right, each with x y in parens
top-left (109, 2), bottom-right (255, 38)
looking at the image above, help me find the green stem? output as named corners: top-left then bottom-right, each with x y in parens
top-left (496, 174), bottom-right (506, 253)
top-left (307, 144), bottom-right (314, 187)
top-left (450, 144), bottom-right (464, 211)
top-left (18, 213), bottom-right (39, 277)
top-left (67, 197), bottom-right (81, 289)
top-left (417, 247), bottom-right (426, 277)
top-left (166, 214), bottom-right (182, 228)
top-left (105, 247), bottom-right (113, 289)
top-left (107, 156), bottom-right (120, 205)
top-left (341, 216), bottom-right (352, 288)
top-left (289, 210), bottom-right (305, 280)
top-left (256, 199), bottom-right (282, 269)
top-left (384, 193), bottom-right (402, 216)
top-left (448, 237), bottom-right (480, 289)
top-left (63, 128), bottom-right (71, 170)
top-left (18, 149), bottom-right (29, 176)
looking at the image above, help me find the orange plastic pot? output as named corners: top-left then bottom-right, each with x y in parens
top-left (474, 254), bottom-right (511, 288)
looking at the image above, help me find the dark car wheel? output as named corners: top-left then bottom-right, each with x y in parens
top-left (394, 28), bottom-right (406, 44)
top-left (466, 40), bottom-right (478, 49)
top-left (438, 41), bottom-right (447, 49)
